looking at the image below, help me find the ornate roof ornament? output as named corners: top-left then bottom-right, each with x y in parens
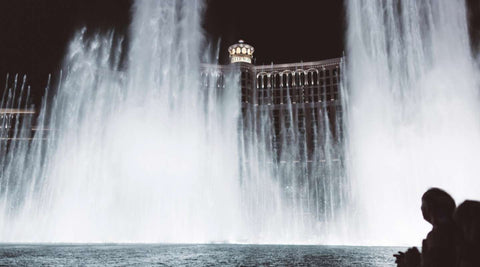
top-left (228, 40), bottom-right (254, 64)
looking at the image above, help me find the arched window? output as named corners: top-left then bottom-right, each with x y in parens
top-left (281, 73), bottom-right (288, 88)
top-left (299, 72), bottom-right (305, 86)
top-left (257, 73), bottom-right (269, 89)
top-left (287, 72), bottom-right (293, 87)
top-left (256, 72), bottom-right (269, 89)
top-left (257, 75), bottom-right (262, 88)
top-left (263, 74), bottom-right (270, 88)
top-left (272, 73), bottom-right (280, 88)
top-left (307, 69), bottom-right (318, 85)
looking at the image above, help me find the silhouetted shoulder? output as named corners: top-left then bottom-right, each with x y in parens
top-left (454, 200), bottom-right (480, 267)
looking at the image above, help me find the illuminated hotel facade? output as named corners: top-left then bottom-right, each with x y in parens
top-left (202, 40), bottom-right (343, 160)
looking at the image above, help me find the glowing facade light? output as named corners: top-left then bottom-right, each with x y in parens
top-left (228, 40), bottom-right (255, 64)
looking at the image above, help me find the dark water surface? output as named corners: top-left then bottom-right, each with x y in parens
top-left (0, 244), bottom-right (403, 266)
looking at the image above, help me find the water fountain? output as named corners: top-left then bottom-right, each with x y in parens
top-left (345, 0), bottom-right (480, 245)
top-left (2, 0), bottom-right (476, 247)
top-left (0, 0), bottom-right (344, 244)
top-left (0, 0), bottom-right (242, 243)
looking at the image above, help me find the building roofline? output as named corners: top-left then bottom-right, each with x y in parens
top-left (254, 57), bottom-right (342, 70)
top-left (200, 56), bottom-right (343, 71)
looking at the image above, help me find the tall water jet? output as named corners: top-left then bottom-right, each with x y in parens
top-left (0, 0), bottom-right (351, 244)
top-left (345, 0), bottom-right (480, 245)
top-left (0, 0), bottom-right (245, 243)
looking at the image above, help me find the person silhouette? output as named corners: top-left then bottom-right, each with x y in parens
top-left (394, 188), bottom-right (456, 267)
top-left (454, 200), bottom-right (480, 267)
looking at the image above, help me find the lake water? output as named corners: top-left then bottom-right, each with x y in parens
top-left (0, 244), bottom-right (404, 266)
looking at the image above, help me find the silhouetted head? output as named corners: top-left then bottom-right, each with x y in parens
top-left (454, 200), bottom-right (480, 245)
top-left (421, 188), bottom-right (455, 225)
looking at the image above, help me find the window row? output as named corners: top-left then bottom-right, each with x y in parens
top-left (256, 67), bottom-right (340, 89)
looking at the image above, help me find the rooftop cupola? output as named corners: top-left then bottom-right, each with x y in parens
top-left (228, 40), bottom-right (254, 64)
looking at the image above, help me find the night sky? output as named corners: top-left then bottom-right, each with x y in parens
top-left (0, 0), bottom-right (478, 104)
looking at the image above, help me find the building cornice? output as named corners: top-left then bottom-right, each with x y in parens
top-left (200, 57), bottom-right (342, 72)
top-left (254, 57), bottom-right (342, 71)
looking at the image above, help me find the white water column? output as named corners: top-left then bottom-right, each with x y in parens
top-left (345, 0), bottom-right (480, 245)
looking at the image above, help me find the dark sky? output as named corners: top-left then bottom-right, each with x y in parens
top-left (0, 0), bottom-right (131, 103)
top-left (0, 0), bottom-right (479, 105)
top-left (0, 0), bottom-right (344, 103)
top-left (205, 0), bottom-right (344, 65)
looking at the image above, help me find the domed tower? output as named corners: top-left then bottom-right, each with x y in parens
top-left (228, 40), bottom-right (254, 64)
